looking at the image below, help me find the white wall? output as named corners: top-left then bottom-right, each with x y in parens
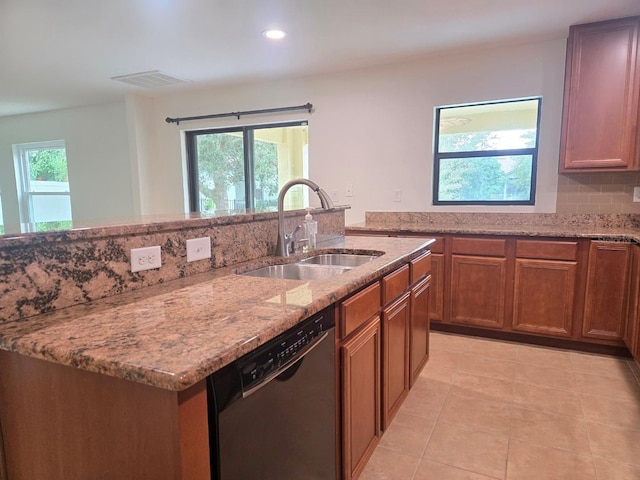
top-left (136, 37), bottom-right (567, 224)
top-left (0, 102), bottom-right (136, 228)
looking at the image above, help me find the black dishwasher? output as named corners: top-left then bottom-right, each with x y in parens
top-left (207, 308), bottom-right (336, 480)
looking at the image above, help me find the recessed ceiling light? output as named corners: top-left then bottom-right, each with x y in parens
top-left (263, 29), bottom-right (286, 40)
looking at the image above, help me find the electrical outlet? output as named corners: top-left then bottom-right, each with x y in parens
top-left (634, 186), bottom-right (640, 202)
top-left (331, 190), bottom-right (339, 203)
top-left (186, 237), bottom-right (211, 262)
top-left (393, 189), bottom-right (402, 202)
top-left (131, 246), bottom-right (162, 272)
top-left (346, 183), bottom-right (353, 197)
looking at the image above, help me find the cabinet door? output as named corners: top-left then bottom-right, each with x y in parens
top-left (410, 276), bottom-right (430, 386)
top-left (382, 292), bottom-right (410, 430)
top-left (583, 242), bottom-right (631, 340)
top-left (623, 245), bottom-right (640, 360)
top-left (560, 16), bottom-right (640, 171)
top-left (450, 255), bottom-right (506, 329)
top-left (512, 259), bottom-right (576, 337)
top-left (341, 317), bottom-right (381, 480)
top-left (429, 253), bottom-right (445, 323)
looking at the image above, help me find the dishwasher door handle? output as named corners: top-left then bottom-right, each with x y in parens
top-left (242, 331), bottom-right (330, 398)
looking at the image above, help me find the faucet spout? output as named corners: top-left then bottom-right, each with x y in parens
top-left (275, 178), bottom-right (334, 257)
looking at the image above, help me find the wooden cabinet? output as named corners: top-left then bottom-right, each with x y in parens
top-left (410, 275), bottom-right (430, 386)
top-left (340, 317), bottom-right (381, 480)
top-left (624, 245), bottom-right (640, 361)
top-left (559, 16), bottom-right (640, 172)
top-left (0, 351), bottom-right (210, 480)
top-left (512, 240), bottom-right (578, 338)
top-left (381, 292), bottom-right (410, 429)
top-left (338, 281), bottom-right (382, 480)
top-left (583, 242), bottom-right (632, 341)
top-left (450, 237), bottom-right (507, 329)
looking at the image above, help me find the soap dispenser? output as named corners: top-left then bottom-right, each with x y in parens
top-left (303, 209), bottom-right (318, 249)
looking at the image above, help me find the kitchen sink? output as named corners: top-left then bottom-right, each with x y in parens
top-left (241, 263), bottom-right (353, 280)
top-left (297, 253), bottom-right (380, 267)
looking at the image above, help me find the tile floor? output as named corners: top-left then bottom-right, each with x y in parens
top-left (360, 332), bottom-right (640, 480)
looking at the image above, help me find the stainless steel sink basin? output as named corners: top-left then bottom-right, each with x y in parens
top-left (241, 263), bottom-right (352, 280)
top-left (297, 253), bottom-right (379, 267)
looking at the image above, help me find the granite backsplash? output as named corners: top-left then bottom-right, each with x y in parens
top-left (0, 208), bottom-right (346, 323)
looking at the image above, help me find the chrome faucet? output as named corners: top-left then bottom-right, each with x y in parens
top-left (275, 178), bottom-right (335, 256)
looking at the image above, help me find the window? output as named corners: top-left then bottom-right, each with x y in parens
top-left (13, 140), bottom-right (72, 229)
top-left (185, 121), bottom-right (309, 213)
top-left (433, 98), bottom-right (541, 205)
top-left (0, 189), bottom-right (4, 235)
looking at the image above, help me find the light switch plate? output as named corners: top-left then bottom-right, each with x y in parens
top-left (634, 186), bottom-right (640, 202)
top-left (186, 237), bottom-right (211, 262)
top-left (131, 246), bottom-right (162, 272)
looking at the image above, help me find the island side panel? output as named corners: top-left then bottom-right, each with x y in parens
top-left (0, 350), bottom-right (194, 480)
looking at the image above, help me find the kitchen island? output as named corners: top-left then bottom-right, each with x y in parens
top-left (0, 234), bottom-right (433, 480)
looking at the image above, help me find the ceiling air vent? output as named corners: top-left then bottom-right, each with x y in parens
top-left (110, 70), bottom-right (190, 88)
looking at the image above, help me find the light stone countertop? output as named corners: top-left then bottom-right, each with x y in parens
top-left (0, 236), bottom-right (433, 391)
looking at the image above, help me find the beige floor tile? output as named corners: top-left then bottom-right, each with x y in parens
top-left (515, 344), bottom-right (573, 369)
top-left (423, 423), bottom-right (509, 479)
top-left (419, 364), bottom-right (457, 384)
top-left (414, 459), bottom-right (499, 480)
top-left (358, 446), bottom-right (420, 480)
top-left (510, 408), bottom-right (591, 454)
top-left (426, 348), bottom-right (464, 371)
top-left (379, 412), bottom-right (436, 456)
top-left (439, 392), bottom-right (512, 436)
top-left (451, 371), bottom-right (514, 404)
top-left (512, 382), bottom-right (583, 418)
top-left (587, 422), bottom-right (640, 466)
top-left (506, 440), bottom-right (596, 480)
top-left (627, 359), bottom-right (640, 386)
top-left (593, 458), bottom-right (640, 480)
top-left (574, 371), bottom-right (640, 403)
top-left (462, 337), bottom-right (518, 361)
top-left (570, 351), bottom-right (634, 378)
top-left (399, 378), bottom-right (450, 420)
top-left (514, 362), bottom-right (577, 391)
top-left (580, 394), bottom-right (640, 431)
top-left (457, 353), bottom-right (516, 382)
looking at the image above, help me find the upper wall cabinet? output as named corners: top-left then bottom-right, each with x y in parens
top-left (559, 16), bottom-right (640, 173)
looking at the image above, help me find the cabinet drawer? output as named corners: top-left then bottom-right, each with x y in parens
top-left (516, 240), bottom-right (578, 261)
top-left (410, 251), bottom-right (431, 284)
top-left (340, 282), bottom-right (381, 338)
top-left (382, 264), bottom-right (409, 306)
top-left (452, 237), bottom-right (506, 257)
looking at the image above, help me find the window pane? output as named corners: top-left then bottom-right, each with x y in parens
top-left (438, 155), bottom-right (533, 202)
top-left (27, 148), bottom-right (69, 192)
top-left (196, 133), bottom-right (245, 213)
top-left (439, 99), bottom-right (539, 153)
top-left (253, 125), bottom-right (309, 210)
top-left (30, 194), bottom-right (72, 222)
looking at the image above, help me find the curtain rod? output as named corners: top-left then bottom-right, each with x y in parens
top-left (165, 102), bottom-right (313, 125)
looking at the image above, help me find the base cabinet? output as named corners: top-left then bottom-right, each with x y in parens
top-left (0, 351), bottom-right (210, 480)
top-left (410, 275), bottom-right (431, 386)
top-left (583, 242), bottom-right (631, 341)
top-left (624, 245), bottom-right (640, 361)
top-left (450, 255), bottom-right (506, 329)
top-left (340, 317), bottom-right (382, 480)
top-left (381, 293), bottom-right (410, 429)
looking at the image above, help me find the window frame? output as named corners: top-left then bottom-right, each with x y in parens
top-left (185, 120), bottom-right (307, 212)
top-left (432, 97), bottom-right (542, 206)
top-left (13, 139), bottom-right (71, 225)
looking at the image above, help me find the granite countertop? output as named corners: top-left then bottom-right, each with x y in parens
top-left (0, 236), bottom-right (433, 392)
top-left (347, 220), bottom-right (640, 243)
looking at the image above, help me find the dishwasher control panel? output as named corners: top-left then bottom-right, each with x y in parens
top-left (239, 309), bottom-right (334, 391)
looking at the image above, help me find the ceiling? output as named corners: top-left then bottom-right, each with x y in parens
top-left (1, 0), bottom-right (639, 118)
